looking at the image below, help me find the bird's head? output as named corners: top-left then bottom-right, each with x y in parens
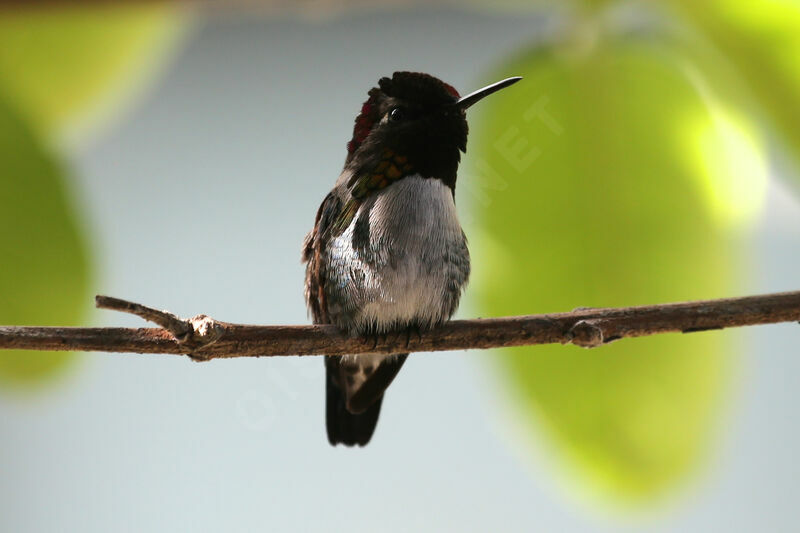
top-left (344, 71), bottom-right (521, 190)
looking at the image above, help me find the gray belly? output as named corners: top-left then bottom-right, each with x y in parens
top-left (324, 176), bottom-right (470, 335)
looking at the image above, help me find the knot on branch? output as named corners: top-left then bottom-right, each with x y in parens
top-left (95, 296), bottom-right (225, 358)
top-left (569, 319), bottom-right (606, 348)
top-left (181, 315), bottom-right (225, 355)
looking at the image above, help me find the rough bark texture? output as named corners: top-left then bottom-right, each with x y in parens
top-left (0, 291), bottom-right (798, 359)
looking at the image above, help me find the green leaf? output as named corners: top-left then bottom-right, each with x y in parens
top-left (669, 0), bottom-right (800, 175)
top-left (0, 91), bottom-right (90, 385)
top-left (467, 36), bottom-right (767, 503)
top-left (0, 4), bottom-right (188, 147)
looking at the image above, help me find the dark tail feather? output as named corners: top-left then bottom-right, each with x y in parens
top-left (326, 368), bottom-right (384, 446)
top-left (325, 354), bottom-right (408, 446)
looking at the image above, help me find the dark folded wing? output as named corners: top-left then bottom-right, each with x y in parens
top-left (302, 190), bottom-right (343, 324)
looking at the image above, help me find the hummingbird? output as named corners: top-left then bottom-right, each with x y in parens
top-left (302, 71), bottom-right (521, 446)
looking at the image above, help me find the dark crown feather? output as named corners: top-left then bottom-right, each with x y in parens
top-left (346, 72), bottom-right (460, 157)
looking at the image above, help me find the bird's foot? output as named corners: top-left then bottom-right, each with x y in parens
top-left (368, 331), bottom-right (389, 351)
top-left (403, 324), bottom-right (423, 349)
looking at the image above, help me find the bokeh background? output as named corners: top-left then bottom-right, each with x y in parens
top-left (1, 1), bottom-right (800, 531)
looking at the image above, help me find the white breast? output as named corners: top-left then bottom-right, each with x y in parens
top-left (326, 175), bottom-right (470, 334)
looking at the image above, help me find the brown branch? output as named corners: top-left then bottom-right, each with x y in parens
top-left (0, 291), bottom-right (798, 359)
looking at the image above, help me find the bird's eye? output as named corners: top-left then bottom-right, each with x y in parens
top-left (388, 107), bottom-right (405, 122)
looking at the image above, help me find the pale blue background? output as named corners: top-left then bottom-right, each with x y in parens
top-left (2, 8), bottom-right (799, 532)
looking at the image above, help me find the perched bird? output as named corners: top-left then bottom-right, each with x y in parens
top-left (303, 71), bottom-right (521, 446)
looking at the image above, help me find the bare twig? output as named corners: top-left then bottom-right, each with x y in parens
top-left (94, 296), bottom-right (224, 357)
top-left (0, 291), bottom-right (798, 359)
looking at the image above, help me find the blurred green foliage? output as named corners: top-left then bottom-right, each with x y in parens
top-left (670, 0), bottom-right (800, 177)
top-left (0, 5), bottom-right (187, 385)
top-left (0, 93), bottom-right (89, 384)
top-left (0, 4), bottom-right (186, 147)
top-left (470, 32), bottom-right (767, 503)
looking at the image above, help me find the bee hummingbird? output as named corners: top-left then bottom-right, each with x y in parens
top-left (303, 71), bottom-right (521, 446)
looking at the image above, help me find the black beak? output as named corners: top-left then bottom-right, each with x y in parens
top-left (455, 76), bottom-right (522, 110)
